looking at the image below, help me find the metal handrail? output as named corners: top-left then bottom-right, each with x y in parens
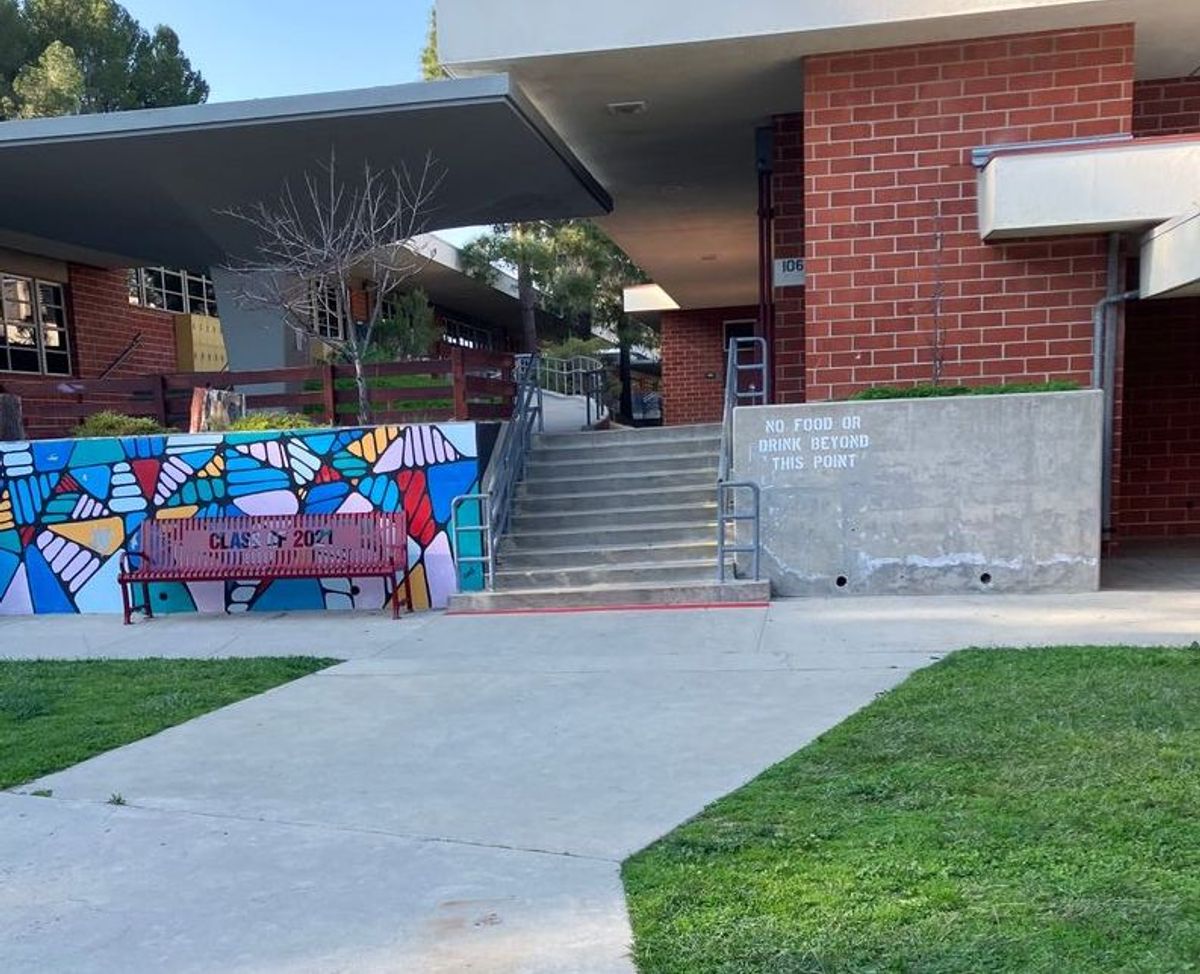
top-left (451, 354), bottom-right (543, 591)
top-left (717, 337), bottom-right (767, 583)
top-left (521, 353), bottom-right (607, 428)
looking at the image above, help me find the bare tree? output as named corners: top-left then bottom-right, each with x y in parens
top-left (223, 151), bottom-right (443, 424)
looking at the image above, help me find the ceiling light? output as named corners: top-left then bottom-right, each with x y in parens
top-left (607, 100), bottom-right (647, 117)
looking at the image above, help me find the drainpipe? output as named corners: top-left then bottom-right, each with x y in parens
top-left (1093, 233), bottom-right (1138, 536)
top-left (755, 126), bottom-right (775, 402)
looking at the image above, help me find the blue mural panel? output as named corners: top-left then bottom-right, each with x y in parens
top-left (0, 423), bottom-right (483, 615)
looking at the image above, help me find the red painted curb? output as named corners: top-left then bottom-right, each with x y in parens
top-left (445, 601), bottom-right (770, 617)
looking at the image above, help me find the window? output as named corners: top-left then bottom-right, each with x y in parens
top-left (0, 274), bottom-right (70, 375)
top-left (128, 267), bottom-right (219, 317)
top-left (440, 312), bottom-right (500, 351)
top-left (723, 318), bottom-right (756, 354)
top-left (311, 284), bottom-right (345, 342)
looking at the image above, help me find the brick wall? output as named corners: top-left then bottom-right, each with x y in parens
top-left (1133, 77), bottom-right (1200, 136)
top-left (802, 24), bottom-right (1134, 401)
top-left (660, 306), bottom-right (757, 425)
top-left (1115, 297), bottom-right (1200, 538)
top-left (69, 265), bottom-right (177, 377)
top-left (773, 114), bottom-right (806, 402)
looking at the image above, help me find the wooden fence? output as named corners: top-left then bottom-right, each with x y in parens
top-left (1, 346), bottom-right (515, 440)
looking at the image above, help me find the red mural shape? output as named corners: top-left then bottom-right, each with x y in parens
top-left (397, 469), bottom-right (436, 547)
top-left (131, 459), bottom-right (162, 499)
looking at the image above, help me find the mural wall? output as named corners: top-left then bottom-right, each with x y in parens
top-left (0, 424), bottom-right (484, 616)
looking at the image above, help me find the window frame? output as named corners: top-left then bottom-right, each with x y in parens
top-left (128, 267), bottom-right (219, 317)
top-left (0, 272), bottom-right (72, 376)
top-left (310, 283), bottom-right (346, 343)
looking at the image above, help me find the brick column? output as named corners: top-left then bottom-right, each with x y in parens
top-left (803, 24), bottom-right (1134, 401)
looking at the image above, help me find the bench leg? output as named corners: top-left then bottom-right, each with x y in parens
top-left (142, 582), bottom-right (154, 620)
top-left (120, 580), bottom-right (132, 625)
top-left (390, 573), bottom-right (401, 620)
top-left (403, 570), bottom-right (413, 615)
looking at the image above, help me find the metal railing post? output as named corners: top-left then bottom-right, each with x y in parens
top-left (450, 352), bottom-right (545, 592)
top-left (716, 337), bottom-right (765, 584)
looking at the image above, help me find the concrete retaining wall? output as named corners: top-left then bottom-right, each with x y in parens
top-left (733, 390), bottom-right (1103, 596)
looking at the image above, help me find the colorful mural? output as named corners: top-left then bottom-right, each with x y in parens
top-left (0, 424), bottom-right (484, 615)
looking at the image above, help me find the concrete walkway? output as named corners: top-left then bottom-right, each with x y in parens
top-left (2, 590), bottom-right (1199, 973)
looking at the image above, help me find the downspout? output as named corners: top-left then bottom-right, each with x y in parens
top-left (755, 126), bottom-right (775, 403)
top-left (1093, 233), bottom-right (1138, 537)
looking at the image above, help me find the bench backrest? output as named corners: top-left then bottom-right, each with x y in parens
top-left (132, 513), bottom-right (407, 575)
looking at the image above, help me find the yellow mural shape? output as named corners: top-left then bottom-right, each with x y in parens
top-left (47, 516), bottom-right (125, 556)
top-left (198, 455), bottom-right (225, 479)
top-left (347, 426), bottom-right (399, 465)
top-left (155, 506), bottom-right (200, 521)
top-left (406, 561), bottom-right (431, 611)
top-left (0, 488), bottom-right (13, 533)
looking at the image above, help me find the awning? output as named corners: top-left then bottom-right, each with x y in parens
top-left (0, 75), bottom-right (611, 269)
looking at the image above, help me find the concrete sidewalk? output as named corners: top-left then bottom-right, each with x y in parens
top-left (1, 591), bottom-right (1198, 972)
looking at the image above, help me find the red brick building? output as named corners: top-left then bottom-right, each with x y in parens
top-left (442, 3), bottom-right (1200, 549)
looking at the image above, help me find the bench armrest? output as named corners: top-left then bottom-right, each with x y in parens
top-left (120, 550), bottom-right (147, 575)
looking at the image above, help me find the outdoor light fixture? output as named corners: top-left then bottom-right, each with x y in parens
top-left (606, 100), bottom-right (647, 116)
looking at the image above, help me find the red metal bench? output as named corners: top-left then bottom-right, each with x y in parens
top-left (119, 513), bottom-right (412, 624)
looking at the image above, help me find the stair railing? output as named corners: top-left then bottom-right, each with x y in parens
top-left (533, 353), bottom-right (607, 428)
top-left (717, 337), bottom-right (767, 582)
top-left (450, 354), bottom-right (543, 592)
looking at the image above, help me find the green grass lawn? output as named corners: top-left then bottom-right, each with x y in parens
top-left (623, 647), bottom-right (1200, 974)
top-left (0, 657), bottom-right (337, 790)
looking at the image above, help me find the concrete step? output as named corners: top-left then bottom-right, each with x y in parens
top-left (447, 578), bottom-right (770, 613)
top-left (536, 423), bottom-right (721, 449)
top-left (501, 521), bottom-right (716, 552)
top-left (509, 501), bottom-right (717, 533)
top-left (498, 540), bottom-right (717, 570)
top-left (531, 434), bottom-right (720, 462)
top-left (515, 484), bottom-right (717, 514)
top-left (519, 467), bottom-right (716, 497)
top-left (494, 559), bottom-right (718, 591)
top-left (526, 450), bottom-right (719, 479)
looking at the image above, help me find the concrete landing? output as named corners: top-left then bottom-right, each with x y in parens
top-left (3, 590), bottom-right (1200, 971)
top-left (448, 578), bottom-right (770, 612)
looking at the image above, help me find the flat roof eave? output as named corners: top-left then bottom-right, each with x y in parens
top-left (0, 76), bottom-right (610, 270)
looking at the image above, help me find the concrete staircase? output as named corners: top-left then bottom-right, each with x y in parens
top-left (448, 423), bottom-right (770, 612)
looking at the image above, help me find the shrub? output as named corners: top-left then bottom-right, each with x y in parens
top-left (848, 380), bottom-right (1080, 401)
top-left (223, 411), bottom-right (324, 432)
top-left (539, 335), bottom-right (611, 361)
top-left (72, 411), bottom-right (173, 438)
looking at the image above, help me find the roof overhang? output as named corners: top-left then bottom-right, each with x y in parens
top-left (977, 136), bottom-right (1200, 240)
top-left (409, 234), bottom-right (537, 332)
top-left (1141, 209), bottom-right (1200, 298)
top-left (975, 133), bottom-right (1200, 299)
top-left (441, 0), bottom-right (1200, 310)
top-left (0, 75), bottom-right (611, 270)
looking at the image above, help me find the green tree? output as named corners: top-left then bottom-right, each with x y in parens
top-left (0, 0), bottom-right (207, 120)
top-left (365, 288), bottom-right (441, 362)
top-left (128, 25), bottom-right (207, 110)
top-left (421, 8), bottom-right (447, 81)
top-left (0, 1), bottom-right (33, 111)
top-left (460, 221), bottom-right (558, 353)
top-left (9, 39), bottom-right (82, 117)
top-left (461, 219), bottom-right (649, 352)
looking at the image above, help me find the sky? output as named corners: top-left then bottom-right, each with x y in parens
top-left (118, 0), bottom-right (433, 103)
